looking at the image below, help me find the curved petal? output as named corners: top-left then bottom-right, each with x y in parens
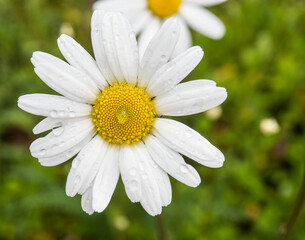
top-left (38, 132), bottom-right (94, 167)
top-left (92, 145), bottom-right (120, 213)
top-left (33, 117), bottom-right (86, 134)
top-left (119, 145), bottom-right (142, 203)
top-left (57, 34), bottom-right (108, 90)
top-left (91, 10), bottom-right (116, 83)
top-left (153, 118), bottom-right (225, 168)
top-left (31, 52), bottom-right (99, 103)
top-left (101, 12), bottom-right (125, 82)
top-left (111, 13), bottom-right (139, 84)
top-left (137, 17), bottom-right (161, 61)
top-left (180, 3), bottom-right (225, 39)
top-left (18, 94), bottom-right (91, 118)
top-left (145, 153), bottom-right (172, 207)
top-left (172, 17), bottom-right (192, 57)
top-left (154, 80), bottom-right (227, 116)
top-left (138, 17), bottom-right (181, 88)
top-left (66, 135), bottom-right (109, 197)
top-left (144, 135), bottom-right (201, 187)
top-left (93, 0), bottom-right (146, 13)
top-left (146, 46), bottom-right (203, 97)
top-left (30, 118), bottom-right (94, 158)
top-left (81, 185), bottom-right (94, 215)
top-left (134, 142), bottom-right (162, 216)
top-left (185, 0), bottom-right (227, 7)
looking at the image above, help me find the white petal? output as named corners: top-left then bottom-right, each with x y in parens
top-left (154, 80), bottom-right (227, 116)
top-left (180, 4), bottom-right (225, 39)
top-left (81, 185), bottom-right (94, 215)
top-left (110, 13), bottom-right (139, 84)
top-left (91, 10), bottom-right (116, 83)
top-left (101, 13), bottom-right (125, 82)
top-left (38, 132), bottom-right (94, 167)
top-left (172, 17), bottom-right (192, 57)
top-left (137, 17), bottom-right (161, 61)
top-left (129, 10), bottom-right (153, 35)
top-left (30, 118), bottom-right (94, 158)
top-left (33, 117), bottom-right (86, 134)
top-left (146, 154), bottom-right (172, 207)
top-left (57, 34), bottom-right (108, 90)
top-left (93, 0), bottom-right (146, 13)
top-left (66, 135), bottom-right (108, 197)
top-left (154, 118), bottom-right (225, 168)
top-left (92, 145), bottom-right (120, 213)
top-left (31, 52), bottom-right (99, 103)
top-left (185, 0), bottom-right (227, 7)
top-left (119, 145), bottom-right (142, 203)
top-left (145, 135), bottom-right (201, 187)
top-left (18, 94), bottom-right (91, 118)
top-left (138, 18), bottom-right (180, 88)
top-left (146, 46), bottom-right (203, 97)
top-left (134, 142), bottom-right (162, 216)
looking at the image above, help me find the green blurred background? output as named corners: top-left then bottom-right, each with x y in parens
top-left (1, 0), bottom-right (305, 239)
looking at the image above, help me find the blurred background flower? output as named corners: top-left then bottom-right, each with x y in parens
top-left (1, 0), bottom-right (305, 239)
top-left (93, 0), bottom-right (226, 56)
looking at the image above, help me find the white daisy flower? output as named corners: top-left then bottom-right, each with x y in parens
top-left (18, 11), bottom-right (227, 216)
top-left (93, 0), bottom-right (226, 56)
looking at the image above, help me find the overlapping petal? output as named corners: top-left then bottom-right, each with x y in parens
top-left (31, 52), bottom-right (99, 103)
top-left (18, 94), bottom-right (91, 118)
top-left (138, 18), bottom-right (181, 88)
top-left (154, 80), bottom-right (227, 116)
top-left (154, 118), bottom-right (225, 168)
top-left (146, 46), bottom-right (203, 97)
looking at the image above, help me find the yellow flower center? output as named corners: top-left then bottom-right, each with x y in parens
top-left (147, 0), bottom-right (182, 18)
top-left (92, 82), bottom-right (156, 145)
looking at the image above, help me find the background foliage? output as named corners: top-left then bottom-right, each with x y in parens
top-left (1, 0), bottom-right (305, 239)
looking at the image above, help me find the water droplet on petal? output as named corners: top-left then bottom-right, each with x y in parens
top-left (129, 180), bottom-right (138, 192)
top-left (129, 168), bottom-right (137, 176)
top-left (185, 130), bottom-right (192, 138)
top-left (53, 127), bottom-right (64, 136)
top-left (72, 158), bottom-right (80, 168)
top-left (69, 111), bottom-right (76, 118)
top-left (50, 110), bottom-right (58, 118)
top-left (40, 149), bottom-right (47, 156)
top-left (74, 175), bottom-right (81, 184)
top-left (160, 55), bottom-right (167, 62)
top-left (180, 164), bottom-right (188, 173)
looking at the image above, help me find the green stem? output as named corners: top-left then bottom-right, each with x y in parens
top-left (279, 163), bottom-right (305, 240)
top-left (155, 214), bottom-right (168, 240)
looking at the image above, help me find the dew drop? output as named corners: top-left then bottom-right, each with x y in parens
top-left (40, 149), bottom-right (47, 156)
top-left (69, 111), bottom-right (76, 118)
top-left (185, 130), bottom-right (192, 138)
top-left (129, 168), bottom-right (137, 176)
top-left (180, 164), bottom-right (188, 173)
top-left (160, 55), bottom-right (167, 62)
top-left (53, 127), bottom-right (64, 136)
top-left (66, 149), bottom-right (74, 158)
top-left (129, 180), bottom-right (138, 192)
top-left (74, 175), bottom-right (81, 184)
top-left (50, 110), bottom-right (58, 118)
top-left (72, 158), bottom-right (80, 168)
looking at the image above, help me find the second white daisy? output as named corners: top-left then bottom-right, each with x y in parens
top-left (94, 0), bottom-right (226, 56)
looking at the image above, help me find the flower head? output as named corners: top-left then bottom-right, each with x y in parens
top-left (94, 0), bottom-right (226, 56)
top-left (18, 11), bottom-right (227, 216)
